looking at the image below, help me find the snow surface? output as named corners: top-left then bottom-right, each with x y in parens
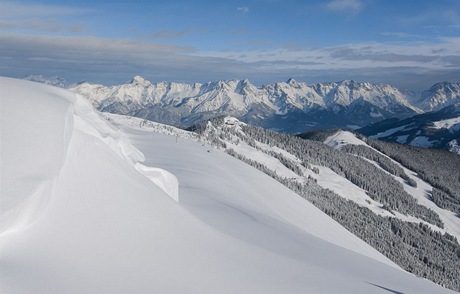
top-left (448, 139), bottom-right (460, 154)
top-left (396, 134), bottom-right (410, 143)
top-left (325, 130), bottom-right (367, 149)
top-left (410, 136), bottom-right (434, 147)
top-left (314, 165), bottom-right (395, 218)
top-left (369, 125), bottom-right (409, 139)
top-left (432, 117), bottom-right (460, 132)
top-left (1, 77), bottom-right (456, 294)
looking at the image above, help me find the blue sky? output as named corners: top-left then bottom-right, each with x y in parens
top-left (0, 0), bottom-right (459, 90)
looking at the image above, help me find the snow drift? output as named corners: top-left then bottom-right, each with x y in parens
top-left (0, 77), bottom-right (455, 293)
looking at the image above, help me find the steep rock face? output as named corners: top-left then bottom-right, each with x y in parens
top-left (418, 82), bottom-right (460, 112)
top-left (69, 77), bottom-right (423, 132)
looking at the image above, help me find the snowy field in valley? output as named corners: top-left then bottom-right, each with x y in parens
top-left (1, 77), bottom-right (457, 293)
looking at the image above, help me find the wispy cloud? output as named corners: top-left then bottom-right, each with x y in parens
top-left (0, 2), bottom-right (89, 34)
top-left (0, 19), bottom-right (85, 33)
top-left (230, 28), bottom-right (247, 35)
top-left (150, 30), bottom-right (190, 39)
top-left (199, 39), bottom-right (460, 69)
top-left (380, 32), bottom-right (422, 39)
top-left (0, 2), bottom-right (90, 18)
top-left (326, 0), bottom-right (363, 12)
top-left (237, 6), bottom-right (250, 14)
top-left (1, 33), bottom-right (459, 89)
top-left (398, 9), bottom-right (460, 28)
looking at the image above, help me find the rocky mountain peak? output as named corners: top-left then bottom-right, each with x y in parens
top-left (129, 75), bottom-right (151, 86)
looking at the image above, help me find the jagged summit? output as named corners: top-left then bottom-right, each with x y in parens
top-left (286, 78), bottom-right (299, 86)
top-left (419, 82), bottom-right (460, 112)
top-left (24, 75), bottom-right (460, 133)
top-left (67, 77), bottom-right (442, 132)
top-left (129, 75), bottom-right (151, 86)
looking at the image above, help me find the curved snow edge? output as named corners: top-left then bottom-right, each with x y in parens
top-left (135, 163), bottom-right (179, 202)
top-left (73, 95), bottom-right (180, 202)
top-left (1, 78), bottom-right (180, 236)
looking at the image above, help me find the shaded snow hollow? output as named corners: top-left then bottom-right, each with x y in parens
top-left (1, 77), bottom-right (456, 294)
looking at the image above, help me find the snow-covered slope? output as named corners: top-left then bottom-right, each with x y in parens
top-left (2, 77), bottom-right (456, 293)
top-left (187, 117), bottom-right (460, 289)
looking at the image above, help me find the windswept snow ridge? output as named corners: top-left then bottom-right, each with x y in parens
top-left (0, 76), bottom-right (179, 236)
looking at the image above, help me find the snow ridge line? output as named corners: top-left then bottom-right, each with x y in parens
top-left (1, 91), bottom-right (180, 238)
top-left (72, 95), bottom-right (180, 202)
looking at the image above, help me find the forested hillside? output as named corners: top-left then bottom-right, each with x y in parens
top-left (189, 117), bottom-right (460, 291)
top-left (363, 139), bottom-right (460, 214)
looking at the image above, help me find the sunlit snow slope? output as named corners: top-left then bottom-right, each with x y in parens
top-left (1, 77), bottom-right (456, 294)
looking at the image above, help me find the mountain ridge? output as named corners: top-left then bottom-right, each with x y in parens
top-left (22, 75), bottom-right (460, 133)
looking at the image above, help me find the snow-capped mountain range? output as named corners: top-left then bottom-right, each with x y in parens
top-left (24, 75), bottom-right (460, 133)
top-left (66, 76), bottom-right (422, 132)
top-left (22, 74), bottom-right (70, 89)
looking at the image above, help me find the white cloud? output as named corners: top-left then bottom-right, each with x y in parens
top-left (204, 42), bottom-right (454, 68)
top-left (151, 30), bottom-right (190, 39)
top-left (326, 0), bottom-right (363, 12)
top-left (0, 19), bottom-right (85, 33)
top-left (0, 2), bottom-right (89, 34)
top-left (379, 32), bottom-right (422, 39)
top-left (237, 6), bottom-right (250, 14)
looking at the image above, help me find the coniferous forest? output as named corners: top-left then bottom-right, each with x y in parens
top-left (190, 117), bottom-right (460, 291)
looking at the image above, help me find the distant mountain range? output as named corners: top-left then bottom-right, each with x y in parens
top-left (23, 75), bottom-right (460, 135)
top-left (22, 75), bottom-right (70, 89)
